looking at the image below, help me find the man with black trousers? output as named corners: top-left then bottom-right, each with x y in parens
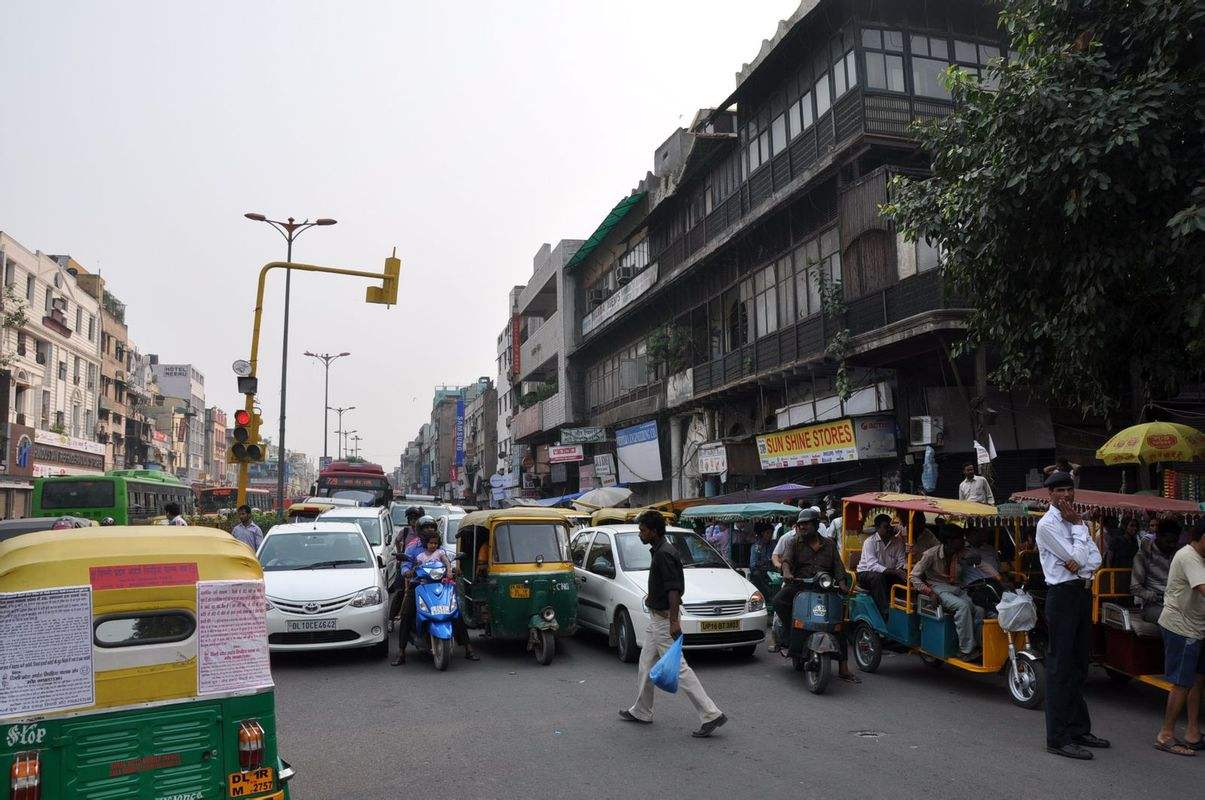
top-left (1035, 471), bottom-right (1108, 759)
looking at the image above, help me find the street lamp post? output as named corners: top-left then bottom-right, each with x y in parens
top-left (340, 429), bottom-right (357, 461)
top-left (350, 434), bottom-right (363, 459)
top-left (328, 406), bottom-right (354, 460)
top-left (304, 351), bottom-right (351, 460)
top-left (244, 212), bottom-right (337, 520)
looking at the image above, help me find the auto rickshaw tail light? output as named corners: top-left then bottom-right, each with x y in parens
top-left (237, 720), bottom-right (266, 770)
top-left (10, 751), bottom-right (40, 800)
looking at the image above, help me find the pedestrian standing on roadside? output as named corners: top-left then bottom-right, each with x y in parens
top-left (165, 502), bottom-right (187, 526)
top-left (958, 463), bottom-right (995, 504)
top-left (231, 505), bottom-right (264, 550)
top-left (1036, 471), bottom-right (1108, 759)
top-left (619, 510), bottom-right (727, 738)
top-left (1153, 520), bottom-right (1205, 757)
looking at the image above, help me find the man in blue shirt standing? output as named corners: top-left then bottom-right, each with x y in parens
top-left (230, 505), bottom-right (264, 551)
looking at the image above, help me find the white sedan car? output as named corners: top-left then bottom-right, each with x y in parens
top-left (257, 522), bottom-right (389, 656)
top-left (570, 524), bottom-right (766, 662)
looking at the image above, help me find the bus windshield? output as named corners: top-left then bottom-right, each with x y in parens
top-left (40, 480), bottom-right (115, 510)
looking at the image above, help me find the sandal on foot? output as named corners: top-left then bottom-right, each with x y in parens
top-left (1154, 739), bottom-right (1195, 757)
top-left (839, 674), bottom-right (863, 684)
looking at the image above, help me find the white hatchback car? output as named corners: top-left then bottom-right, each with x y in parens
top-left (257, 522), bottom-right (389, 656)
top-left (570, 524), bottom-right (766, 662)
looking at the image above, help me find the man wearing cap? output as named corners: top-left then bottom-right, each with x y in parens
top-left (1036, 471), bottom-right (1107, 760)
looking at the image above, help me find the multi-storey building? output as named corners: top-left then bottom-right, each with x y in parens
top-left (565, 0), bottom-right (1066, 504)
top-left (0, 234), bottom-right (104, 515)
top-left (493, 285), bottom-right (524, 504)
top-left (462, 377), bottom-right (497, 505)
top-left (150, 359), bottom-right (207, 483)
top-left (204, 407), bottom-right (228, 486)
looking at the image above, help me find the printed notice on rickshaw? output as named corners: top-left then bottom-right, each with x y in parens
top-left (196, 580), bottom-right (273, 695)
top-left (0, 585), bottom-right (94, 717)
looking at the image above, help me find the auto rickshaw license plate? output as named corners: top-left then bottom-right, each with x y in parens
top-left (509, 584), bottom-right (531, 598)
top-left (228, 767), bottom-right (274, 796)
top-left (700, 620), bottom-right (740, 632)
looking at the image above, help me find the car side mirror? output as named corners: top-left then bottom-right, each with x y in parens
top-left (384, 532), bottom-right (393, 546)
top-left (377, 555), bottom-right (385, 569)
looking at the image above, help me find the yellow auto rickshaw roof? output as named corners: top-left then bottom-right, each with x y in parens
top-left (589, 507), bottom-right (675, 525)
top-left (460, 507), bottom-right (573, 528)
top-left (843, 492), bottom-right (1000, 517)
top-left (0, 526), bottom-right (262, 592)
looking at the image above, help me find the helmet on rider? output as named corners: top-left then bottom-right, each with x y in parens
top-left (417, 515), bottom-right (437, 530)
top-left (795, 507), bottom-right (822, 529)
top-left (100, 517), bottom-right (116, 526)
top-left (50, 517), bottom-right (76, 530)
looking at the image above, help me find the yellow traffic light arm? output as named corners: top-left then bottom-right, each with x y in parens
top-left (236, 256), bottom-right (399, 506)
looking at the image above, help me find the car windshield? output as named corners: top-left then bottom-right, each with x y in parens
top-left (492, 522), bottom-right (569, 564)
top-left (615, 531), bottom-right (729, 571)
top-left (258, 532), bottom-right (372, 571)
top-left (349, 517), bottom-right (382, 546)
top-left (390, 504), bottom-right (448, 526)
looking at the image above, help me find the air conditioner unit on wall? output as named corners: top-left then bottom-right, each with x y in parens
top-left (588, 289), bottom-right (606, 303)
top-left (615, 266), bottom-right (634, 285)
top-left (909, 415), bottom-right (944, 447)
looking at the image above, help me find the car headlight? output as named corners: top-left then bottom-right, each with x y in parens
top-left (817, 572), bottom-right (834, 590)
top-left (350, 587), bottom-right (384, 607)
top-left (747, 591), bottom-right (765, 612)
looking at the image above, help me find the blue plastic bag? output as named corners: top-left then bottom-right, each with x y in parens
top-left (649, 635), bottom-right (684, 693)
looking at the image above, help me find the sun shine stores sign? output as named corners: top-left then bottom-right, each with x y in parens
top-left (756, 419), bottom-right (858, 469)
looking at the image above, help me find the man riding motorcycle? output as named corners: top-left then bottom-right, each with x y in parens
top-left (391, 522), bottom-right (477, 665)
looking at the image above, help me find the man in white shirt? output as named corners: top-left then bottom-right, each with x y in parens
top-left (958, 463), bottom-right (995, 504)
top-left (1035, 471), bottom-right (1107, 760)
top-left (856, 514), bottom-right (907, 616)
top-left (164, 502), bottom-right (188, 527)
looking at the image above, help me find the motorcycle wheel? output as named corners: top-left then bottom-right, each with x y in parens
top-left (853, 624), bottom-right (883, 673)
top-left (1007, 654), bottom-right (1045, 709)
top-left (431, 635), bottom-right (452, 671)
top-left (534, 629), bottom-right (556, 665)
top-left (804, 655), bottom-right (832, 694)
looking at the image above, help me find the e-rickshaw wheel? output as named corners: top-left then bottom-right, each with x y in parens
top-left (534, 629), bottom-right (556, 665)
top-left (1007, 652), bottom-right (1045, 709)
top-left (853, 623), bottom-right (883, 673)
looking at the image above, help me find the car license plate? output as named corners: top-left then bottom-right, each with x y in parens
top-left (699, 620), bottom-right (741, 632)
top-left (286, 618), bottom-right (336, 631)
top-left (509, 584), bottom-right (531, 599)
top-left (228, 767), bottom-right (274, 797)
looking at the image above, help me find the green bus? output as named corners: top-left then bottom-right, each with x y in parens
top-left (32, 469), bottom-right (195, 525)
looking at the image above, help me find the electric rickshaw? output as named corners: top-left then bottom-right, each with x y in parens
top-left (455, 508), bottom-right (578, 665)
top-left (1011, 488), bottom-right (1201, 692)
top-left (842, 492), bottom-right (1046, 708)
top-left (0, 526), bottom-right (293, 799)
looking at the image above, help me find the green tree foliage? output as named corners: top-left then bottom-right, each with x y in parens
top-left (883, 0), bottom-right (1204, 417)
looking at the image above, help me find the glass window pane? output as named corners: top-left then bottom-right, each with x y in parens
top-left (884, 30), bottom-right (904, 52)
top-left (787, 103), bottom-right (801, 138)
top-left (801, 93), bottom-right (814, 128)
top-left (765, 292), bottom-right (778, 333)
top-left (979, 44), bottom-right (1001, 63)
top-left (866, 52), bottom-right (886, 89)
top-left (771, 114), bottom-right (787, 155)
top-left (763, 264), bottom-right (776, 286)
top-left (814, 73), bottom-right (831, 115)
top-left (910, 34), bottom-right (929, 56)
top-left (833, 60), bottom-right (847, 96)
top-left (748, 141), bottom-right (759, 171)
top-left (862, 28), bottom-right (881, 49)
top-left (929, 37), bottom-right (949, 59)
top-left (954, 40), bottom-right (977, 63)
top-left (795, 269), bottom-right (809, 317)
top-left (758, 131), bottom-right (769, 160)
top-left (912, 57), bottom-right (952, 99)
top-left (821, 227), bottom-right (839, 256)
top-left (808, 266), bottom-right (822, 312)
top-left (887, 55), bottom-right (905, 92)
top-left (846, 51), bottom-right (857, 87)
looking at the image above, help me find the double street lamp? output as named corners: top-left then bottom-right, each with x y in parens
top-left (304, 351), bottom-right (351, 460)
top-left (334, 428), bottom-right (357, 460)
top-left (244, 212), bottom-right (336, 518)
top-left (328, 406), bottom-right (355, 459)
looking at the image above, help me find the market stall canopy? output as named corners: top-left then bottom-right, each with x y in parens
top-left (670, 478), bottom-right (871, 511)
top-left (843, 492), bottom-right (1000, 518)
top-left (678, 502), bottom-right (803, 523)
top-left (573, 486), bottom-right (634, 511)
top-left (1010, 488), bottom-right (1199, 516)
top-left (1095, 421), bottom-right (1204, 465)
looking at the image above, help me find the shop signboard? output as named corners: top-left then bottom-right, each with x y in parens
top-left (5, 423), bottom-right (35, 479)
top-left (615, 420), bottom-right (662, 484)
top-left (560, 427), bottom-right (606, 445)
top-left (548, 444), bottom-right (584, 463)
top-left (697, 442), bottom-right (728, 475)
top-left (756, 419), bottom-right (858, 469)
top-left (853, 416), bottom-right (897, 461)
top-left (32, 428), bottom-right (106, 477)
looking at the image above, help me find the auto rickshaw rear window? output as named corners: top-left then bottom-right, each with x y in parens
top-left (493, 523), bottom-right (568, 563)
top-left (94, 611), bottom-right (196, 647)
top-left (40, 479), bottom-right (115, 509)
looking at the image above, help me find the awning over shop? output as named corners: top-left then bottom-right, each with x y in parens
top-left (670, 478), bottom-right (872, 511)
top-left (564, 192), bottom-right (646, 271)
top-left (1010, 489), bottom-right (1199, 515)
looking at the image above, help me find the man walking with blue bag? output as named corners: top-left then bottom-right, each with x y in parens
top-left (620, 510), bottom-right (728, 737)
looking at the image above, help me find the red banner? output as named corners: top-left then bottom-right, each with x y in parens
top-left (511, 315), bottom-right (522, 377)
top-left (90, 562), bottom-right (199, 590)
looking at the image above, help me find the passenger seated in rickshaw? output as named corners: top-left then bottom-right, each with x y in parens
top-left (1131, 519), bottom-right (1181, 624)
top-left (856, 514), bottom-right (907, 617)
top-left (961, 527), bottom-right (1008, 618)
top-left (1104, 515), bottom-right (1141, 568)
top-left (910, 525), bottom-right (984, 662)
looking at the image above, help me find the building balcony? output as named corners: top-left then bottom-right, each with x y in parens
top-left (511, 402), bottom-right (542, 442)
top-left (519, 311), bottom-right (560, 383)
top-left (541, 391), bottom-right (567, 432)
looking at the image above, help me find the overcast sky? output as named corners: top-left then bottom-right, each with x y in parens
top-left (0, 0), bottom-right (800, 467)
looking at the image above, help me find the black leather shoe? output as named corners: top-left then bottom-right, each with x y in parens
top-left (691, 713), bottom-right (728, 738)
top-left (1074, 733), bottom-right (1110, 748)
top-left (1047, 743), bottom-right (1093, 760)
top-left (618, 709), bottom-right (651, 724)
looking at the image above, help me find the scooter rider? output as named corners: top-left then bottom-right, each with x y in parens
top-left (392, 525), bottom-right (478, 665)
top-left (389, 512), bottom-right (430, 627)
top-left (773, 508), bottom-right (859, 683)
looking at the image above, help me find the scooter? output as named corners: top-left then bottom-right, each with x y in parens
top-left (409, 560), bottom-right (460, 671)
top-left (781, 572), bottom-right (846, 694)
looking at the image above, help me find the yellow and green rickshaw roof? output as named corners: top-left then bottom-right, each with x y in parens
top-left (0, 526), bottom-right (262, 592)
top-left (843, 492), bottom-right (1000, 518)
top-left (460, 507), bottom-right (574, 528)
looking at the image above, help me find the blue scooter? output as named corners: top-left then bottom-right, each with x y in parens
top-left (410, 559), bottom-right (460, 671)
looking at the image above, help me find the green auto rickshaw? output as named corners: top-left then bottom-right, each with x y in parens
top-left (455, 508), bottom-right (578, 665)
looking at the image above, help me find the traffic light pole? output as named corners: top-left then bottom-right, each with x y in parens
top-left (235, 257), bottom-right (399, 509)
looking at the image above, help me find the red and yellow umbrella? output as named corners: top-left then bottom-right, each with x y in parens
top-left (1096, 422), bottom-right (1205, 465)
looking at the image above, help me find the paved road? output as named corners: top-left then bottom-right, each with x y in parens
top-left (272, 630), bottom-right (1197, 799)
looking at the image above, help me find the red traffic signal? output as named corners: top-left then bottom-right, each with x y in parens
top-left (234, 409), bottom-right (251, 426)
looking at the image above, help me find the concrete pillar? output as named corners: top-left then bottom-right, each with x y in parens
top-left (669, 415), bottom-right (684, 501)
